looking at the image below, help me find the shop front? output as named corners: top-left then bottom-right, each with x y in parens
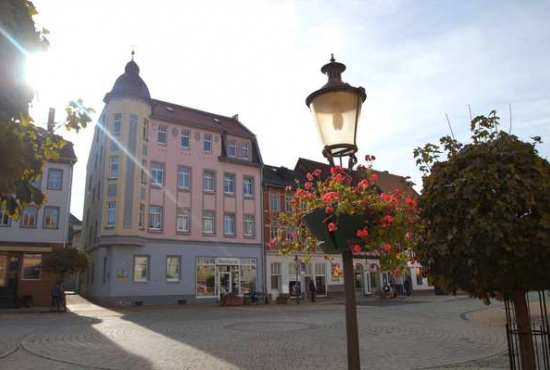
top-left (196, 257), bottom-right (258, 300)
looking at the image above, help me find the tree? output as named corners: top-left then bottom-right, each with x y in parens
top-left (414, 111), bottom-right (550, 369)
top-left (0, 0), bottom-right (93, 218)
top-left (43, 248), bottom-right (89, 282)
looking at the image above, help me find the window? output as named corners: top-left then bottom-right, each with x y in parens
top-left (196, 258), bottom-right (216, 296)
top-left (158, 125), bottom-right (167, 144)
top-left (243, 177), bottom-right (254, 197)
top-left (315, 263), bottom-right (327, 295)
top-left (228, 140), bottom-right (236, 157)
top-left (181, 129), bottom-right (190, 148)
top-left (204, 134), bottom-right (212, 153)
top-left (151, 162), bottom-right (164, 186)
top-left (0, 208), bottom-right (10, 227)
top-left (21, 254), bottom-right (42, 280)
top-left (141, 160), bottom-right (147, 184)
top-left (99, 146), bottom-right (103, 164)
top-left (224, 214), bottom-right (235, 236)
top-left (270, 262), bottom-right (281, 291)
top-left (107, 201), bottom-right (116, 227)
top-left (20, 207), bottom-right (37, 228)
top-left (30, 176), bottom-right (41, 189)
top-left (94, 153), bottom-right (98, 169)
top-left (285, 194), bottom-right (293, 213)
top-left (47, 169), bottom-right (63, 190)
top-left (0, 255), bottom-right (8, 286)
top-left (289, 263), bottom-right (298, 276)
top-left (270, 193), bottom-right (280, 212)
top-left (240, 258), bottom-right (257, 294)
top-left (166, 256), bottom-right (180, 282)
top-left (138, 204), bottom-right (145, 228)
top-left (110, 156), bottom-right (119, 179)
top-left (143, 119), bottom-right (149, 141)
top-left (270, 220), bottom-right (279, 240)
top-left (148, 206), bottom-right (163, 230)
top-left (43, 207), bottom-right (59, 229)
top-left (203, 211), bottom-right (215, 235)
top-left (242, 143), bottom-right (249, 160)
top-left (113, 113), bottom-right (121, 135)
top-left (223, 174), bottom-right (235, 194)
top-left (176, 208), bottom-right (190, 233)
top-left (244, 215), bottom-right (254, 237)
top-left (134, 256), bottom-right (149, 282)
top-left (177, 166), bottom-right (191, 189)
top-left (203, 171), bottom-right (215, 192)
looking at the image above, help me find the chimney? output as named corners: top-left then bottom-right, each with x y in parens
top-left (47, 108), bottom-right (55, 132)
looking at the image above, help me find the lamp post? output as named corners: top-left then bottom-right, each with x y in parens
top-left (305, 54), bottom-right (366, 370)
top-left (294, 255), bottom-right (300, 304)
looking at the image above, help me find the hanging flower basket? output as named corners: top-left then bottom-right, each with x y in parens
top-left (301, 207), bottom-right (365, 254)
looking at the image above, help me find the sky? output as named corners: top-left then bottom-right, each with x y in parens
top-left (27, 0), bottom-right (550, 219)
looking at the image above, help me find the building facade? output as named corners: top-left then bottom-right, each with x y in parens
top-left (81, 57), bottom-right (264, 306)
top-left (0, 141), bottom-right (77, 307)
top-left (263, 159), bottom-right (432, 302)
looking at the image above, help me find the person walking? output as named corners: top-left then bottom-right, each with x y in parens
top-left (309, 279), bottom-right (316, 302)
top-left (50, 282), bottom-right (61, 312)
top-left (404, 275), bottom-right (412, 297)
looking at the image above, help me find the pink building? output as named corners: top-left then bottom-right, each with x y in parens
top-left (81, 57), bottom-right (263, 306)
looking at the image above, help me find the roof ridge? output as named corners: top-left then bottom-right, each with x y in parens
top-left (151, 98), bottom-right (237, 122)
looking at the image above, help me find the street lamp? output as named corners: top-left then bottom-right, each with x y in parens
top-left (294, 255), bottom-right (300, 304)
top-left (305, 54), bottom-right (366, 171)
top-left (305, 55), bottom-right (366, 370)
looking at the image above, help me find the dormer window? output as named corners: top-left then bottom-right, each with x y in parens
top-left (228, 140), bottom-right (236, 157)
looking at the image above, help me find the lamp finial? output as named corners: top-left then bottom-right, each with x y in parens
top-left (330, 53), bottom-right (335, 62)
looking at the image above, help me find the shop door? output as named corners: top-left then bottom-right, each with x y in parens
top-left (364, 273), bottom-right (371, 295)
top-left (354, 264), bottom-right (364, 296)
top-left (304, 276), bottom-right (312, 300)
top-left (218, 268), bottom-right (231, 297)
top-left (0, 254), bottom-right (20, 308)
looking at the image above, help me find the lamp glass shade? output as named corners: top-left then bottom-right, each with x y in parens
top-left (309, 90), bottom-right (362, 150)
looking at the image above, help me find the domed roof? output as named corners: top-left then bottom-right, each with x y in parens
top-left (104, 58), bottom-right (151, 103)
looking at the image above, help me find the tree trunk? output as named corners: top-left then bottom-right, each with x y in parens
top-left (513, 290), bottom-right (536, 370)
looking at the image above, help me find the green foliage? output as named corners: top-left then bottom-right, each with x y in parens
top-left (0, 0), bottom-right (93, 218)
top-left (414, 111), bottom-right (550, 302)
top-left (43, 248), bottom-right (89, 277)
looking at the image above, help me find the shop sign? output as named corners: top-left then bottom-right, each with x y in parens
top-left (215, 258), bottom-right (240, 266)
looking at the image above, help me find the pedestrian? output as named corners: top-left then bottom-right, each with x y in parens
top-left (404, 275), bottom-right (412, 297)
top-left (309, 279), bottom-right (316, 302)
top-left (50, 282), bottom-right (61, 312)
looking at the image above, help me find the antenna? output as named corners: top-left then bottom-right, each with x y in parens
top-left (445, 113), bottom-right (456, 139)
top-left (508, 103), bottom-right (512, 134)
top-left (130, 45), bottom-right (136, 60)
top-left (468, 104), bottom-right (473, 122)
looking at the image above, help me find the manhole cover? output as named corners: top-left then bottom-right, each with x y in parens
top-left (225, 321), bottom-right (316, 333)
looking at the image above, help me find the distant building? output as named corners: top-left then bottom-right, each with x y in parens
top-left (0, 133), bottom-right (77, 308)
top-left (81, 57), bottom-right (263, 306)
top-left (263, 158), bottom-right (431, 302)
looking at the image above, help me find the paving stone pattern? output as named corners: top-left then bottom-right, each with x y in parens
top-left (0, 296), bottom-right (508, 370)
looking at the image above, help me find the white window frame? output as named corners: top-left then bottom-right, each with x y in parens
top-left (242, 143), bottom-right (249, 160)
top-left (203, 211), bottom-right (215, 235)
top-left (110, 156), bottom-right (119, 179)
top-left (228, 140), bottom-right (236, 157)
top-left (203, 171), bottom-right (215, 193)
top-left (223, 213), bottom-right (235, 236)
top-left (20, 206), bottom-right (37, 228)
top-left (223, 174), bottom-right (235, 194)
top-left (285, 194), bottom-right (293, 213)
top-left (138, 204), bottom-right (144, 228)
top-left (176, 208), bottom-right (190, 233)
top-left (204, 134), bottom-right (212, 153)
top-left (166, 256), bottom-right (181, 282)
top-left (158, 125), bottom-right (168, 144)
top-left (150, 162), bottom-right (164, 186)
top-left (244, 215), bottom-right (254, 237)
top-left (43, 206), bottom-right (60, 229)
top-left (181, 129), bottom-right (190, 149)
top-left (243, 177), bottom-right (254, 197)
top-left (113, 113), bottom-right (121, 135)
top-left (270, 193), bottom-right (280, 212)
top-left (177, 166), bottom-right (191, 190)
top-left (134, 255), bottom-right (149, 282)
top-left (270, 262), bottom-right (281, 291)
top-left (148, 206), bottom-right (163, 231)
top-left (107, 201), bottom-right (116, 227)
top-left (47, 168), bottom-right (63, 190)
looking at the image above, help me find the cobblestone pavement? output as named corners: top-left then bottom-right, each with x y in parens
top-left (0, 295), bottom-right (509, 370)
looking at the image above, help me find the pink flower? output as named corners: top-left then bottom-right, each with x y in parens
top-left (307, 173), bottom-right (313, 181)
top-left (327, 222), bottom-right (337, 232)
top-left (356, 229), bottom-right (369, 238)
top-left (330, 166), bottom-right (345, 175)
top-left (304, 182), bottom-right (311, 190)
top-left (322, 192), bottom-right (339, 204)
top-left (405, 231), bottom-right (413, 239)
top-left (313, 169), bottom-right (322, 177)
top-left (290, 232), bottom-right (296, 239)
top-left (325, 206), bottom-right (333, 215)
top-left (266, 239), bottom-right (276, 249)
top-left (358, 179), bottom-right (369, 189)
top-left (352, 244), bottom-right (362, 254)
top-left (383, 243), bottom-right (392, 252)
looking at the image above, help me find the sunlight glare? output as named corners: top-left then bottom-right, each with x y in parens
top-left (25, 52), bottom-right (52, 92)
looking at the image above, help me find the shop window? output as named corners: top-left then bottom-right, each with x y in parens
top-left (166, 256), bottom-right (181, 282)
top-left (270, 262), bottom-right (281, 291)
top-left (196, 258), bottom-right (216, 297)
top-left (134, 256), bottom-right (149, 282)
top-left (240, 258), bottom-right (257, 294)
top-left (21, 254), bottom-right (42, 280)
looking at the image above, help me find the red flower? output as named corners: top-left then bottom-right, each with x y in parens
top-left (304, 182), bottom-right (311, 190)
top-left (405, 197), bottom-right (418, 207)
top-left (333, 173), bottom-right (343, 182)
top-left (380, 193), bottom-right (393, 203)
top-left (325, 206), bottom-right (333, 215)
top-left (330, 166), bottom-right (345, 175)
top-left (383, 243), bottom-right (392, 252)
top-left (322, 192), bottom-right (339, 204)
top-left (358, 179), bottom-right (369, 189)
top-left (307, 173), bottom-right (313, 181)
top-left (296, 189), bottom-right (305, 199)
top-left (313, 169), bottom-right (322, 177)
top-left (381, 215), bottom-right (394, 227)
top-left (356, 229), bottom-right (369, 238)
top-left (327, 222), bottom-right (337, 232)
top-left (266, 239), bottom-right (276, 249)
top-left (352, 244), bottom-right (362, 254)
top-left (370, 173), bottom-right (379, 182)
